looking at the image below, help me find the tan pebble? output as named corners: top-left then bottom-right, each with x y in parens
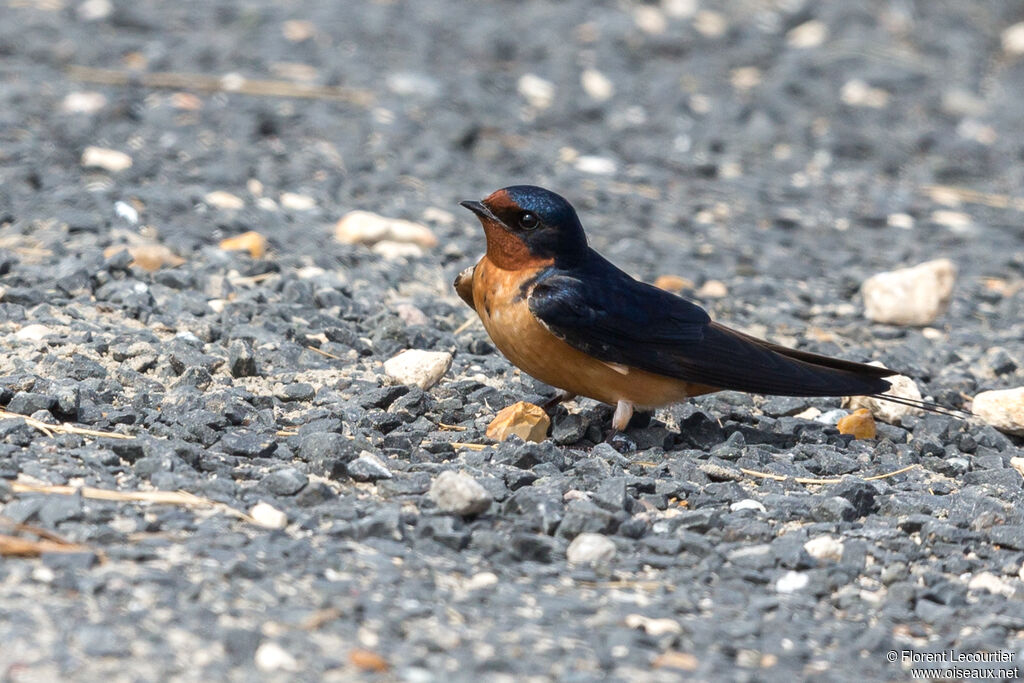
top-left (836, 409), bottom-right (877, 439)
top-left (219, 231), bottom-right (267, 259)
top-left (486, 401), bottom-right (550, 443)
top-left (654, 274), bottom-right (695, 293)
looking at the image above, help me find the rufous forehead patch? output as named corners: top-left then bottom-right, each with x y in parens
top-left (483, 188), bottom-right (516, 213)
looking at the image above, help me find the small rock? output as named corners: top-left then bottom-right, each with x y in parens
top-left (280, 192), bottom-right (316, 211)
top-left (62, 91), bottom-right (107, 114)
top-left (624, 614), bottom-right (682, 636)
top-left (1011, 457), bottom-right (1024, 479)
top-left (7, 392), bottom-right (56, 416)
top-left (581, 69), bottom-right (614, 101)
top-left (250, 502), bottom-right (288, 529)
top-left (102, 244), bottom-right (184, 272)
top-left (730, 499), bottom-right (766, 513)
top-left (261, 468), bottom-right (308, 496)
top-left (1002, 22), bottom-right (1024, 55)
top-left (383, 350), bottom-right (452, 390)
top-left (486, 401), bottom-right (550, 443)
top-left (775, 570), bottom-right (810, 593)
top-left (840, 79), bottom-right (889, 108)
top-left (429, 471), bottom-right (492, 516)
top-left (787, 20), bottom-right (828, 48)
top-left (653, 651), bottom-right (699, 672)
top-left (228, 341), bottom-right (258, 378)
top-left (633, 5), bottom-right (667, 34)
top-left (698, 462), bottom-right (742, 482)
top-left (972, 387), bottom-right (1024, 436)
top-left (349, 649), bottom-right (389, 673)
top-left (567, 532), bottom-right (616, 565)
top-left (653, 274), bottom-right (694, 293)
top-left (575, 156), bottom-right (617, 175)
top-left (517, 73), bottom-right (555, 109)
top-left (254, 642), bottom-right (299, 672)
top-left (844, 370), bottom-right (923, 425)
top-left (803, 536), bottom-right (844, 563)
top-left (696, 280), bottom-right (728, 298)
top-left (204, 191), bottom-right (245, 210)
top-left (14, 324), bottom-right (52, 342)
top-left (967, 571), bottom-right (1015, 597)
top-left (81, 146), bottom-right (132, 172)
top-left (861, 258), bottom-right (957, 325)
top-left (371, 240), bottom-right (423, 260)
top-left (693, 10), bottom-right (727, 37)
top-left (219, 231), bottom-right (267, 259)
top-left (836, 408), bottom-right (877, 439)
top-left (335, 210), bottom-right (437, 248)
top-left (347, 451), bottom-right (393, 482)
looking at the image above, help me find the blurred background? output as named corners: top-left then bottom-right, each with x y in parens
top-left (2, 0), bottom-right (1022, 287)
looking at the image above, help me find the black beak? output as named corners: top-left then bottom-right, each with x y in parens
top-left (460, 200), bottom-right (500, 224)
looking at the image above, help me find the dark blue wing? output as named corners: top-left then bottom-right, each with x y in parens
top-left (528, 253), bottom-right (893, 397)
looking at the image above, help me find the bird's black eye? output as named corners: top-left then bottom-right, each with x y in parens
top-left (518, 212), bottom-right (539, 230)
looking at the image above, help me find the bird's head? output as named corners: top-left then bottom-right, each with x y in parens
top-left (460, 185), bottom-right (587, 269)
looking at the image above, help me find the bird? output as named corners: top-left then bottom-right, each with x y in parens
top-left (455, 185), bottom-right (947, 441)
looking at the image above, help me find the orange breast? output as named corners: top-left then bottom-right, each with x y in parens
top-left (472, 257), bottom-right (714, 409)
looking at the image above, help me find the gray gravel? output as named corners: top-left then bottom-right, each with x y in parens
top-left (1, 0), bottom-right (1023, 680)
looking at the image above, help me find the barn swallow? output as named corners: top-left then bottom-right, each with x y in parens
top-left (456, 185), bottom-right (943, 440)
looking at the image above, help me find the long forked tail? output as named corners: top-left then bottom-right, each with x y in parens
top-left (706, 323), bottom-right (972, 420)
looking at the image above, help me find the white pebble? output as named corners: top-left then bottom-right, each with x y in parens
top-left (280, 192), bottom-right (316, 211)
top-left (633, 5), bottom-right (667, 34)
top-left (335, 211), bottom-right (437, 248)
top-left (624, 614), bottom-right (681, 636)
top-left (371, 240), bottom-right (424, 260)
top-left (115, 200), bottom-right (139, 224)
top-left (567, 533), bottom-right (617, 565)
top-left (840, 79), bottom-right (889, 108)
top-left (775, 571), bottom-right (809, 594)
top-left (254, 642), bottom-right (299, 672)
top-left (729, 499), bottom-right (766, 514)
top-left (803, 536), bottom-right (844, 563)
top-left (574, 155), bottom-right (617, 175)
top-left (61, 91), bottom-right (107, 114)
top-left (81, 146), bottom-right (132, 172)
top-left (693, 10), bottom-right (727, 38)
top-left (972, 387), bottom-right (1024, 436)
top-left (250, 502), bottom-right (288, 530)
top-left (14, 324), bottom-right (52, 342)
top-left (204, 191), bottom-right (245, 210)
top-left (967, 572), bottom-right (1015, 597)
top-left (429, 471), bottom-right (492, 516)
top-left (845, 369), bottom-right (924, 425)
top-left (1002, 22), bottom-right (1024, 55)
top-left (861, 258), bottom-right (957, 326)
top-left (517, 73), bottom-right (555, 110)
top-left (384, 350), bottom-right (452, 390)
top-left (581, 69), bottom-right (614, 102)
top-left (787, 20), bottom-right (828, 48)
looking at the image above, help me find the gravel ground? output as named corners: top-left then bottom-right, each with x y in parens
top-left (1, 0), bottom-right (1023, 680)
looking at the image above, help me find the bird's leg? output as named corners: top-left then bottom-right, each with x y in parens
top-left (604, 400), bottom-right (637, 451)
top-left (541, 389), bottom-right (576, 412)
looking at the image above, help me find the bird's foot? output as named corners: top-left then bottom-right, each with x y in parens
top-left (540, 390), bottom-right (576, 412)
top-left (603, 399), bottom-right (638, 451)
